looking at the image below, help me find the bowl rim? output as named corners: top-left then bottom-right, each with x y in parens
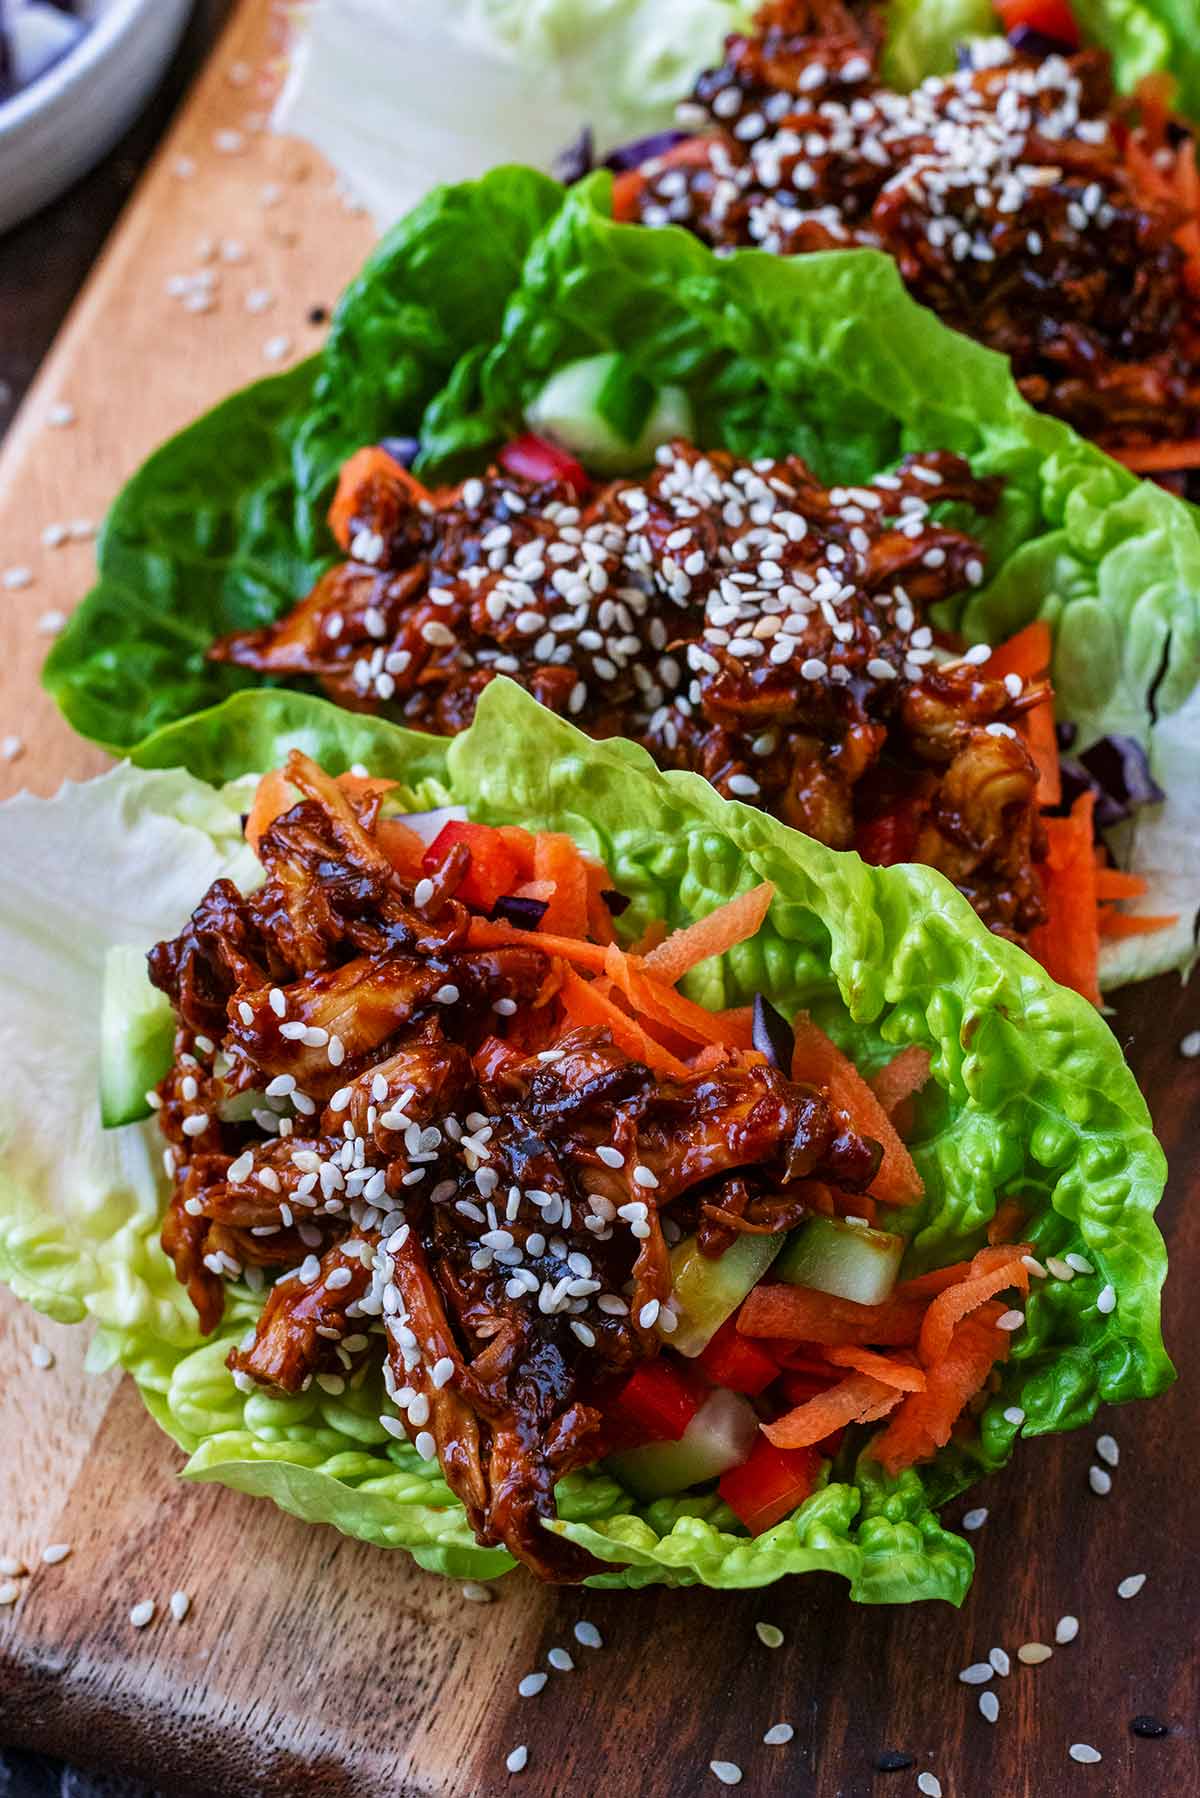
top-left (0, 0), bottom-right (167, 139)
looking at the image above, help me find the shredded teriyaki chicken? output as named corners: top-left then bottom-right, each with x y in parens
top-left (148, 752), bottom-right (880, 1580)
top-left (213, 441), bottom-right (1050, 940)
top-left (628, 0), bottom-right (1200, 449)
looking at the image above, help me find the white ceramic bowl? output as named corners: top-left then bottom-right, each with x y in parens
top-left (0, 0), bottom-right (193, 235)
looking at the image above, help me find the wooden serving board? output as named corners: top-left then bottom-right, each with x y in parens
top-left (0, 5), bottom-right (1198, 1794)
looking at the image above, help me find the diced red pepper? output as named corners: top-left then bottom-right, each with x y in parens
top-left (994, 0), bottom-right (1080, 48)
top-left (498, 433), bottom-right (591, 494)
top-left (697, 1315), bottom-right (781, 1396)
top-left (609, 1360), bottom-right (702, 1444)
top-left (422, 821), bottom-right (521, 912)
top-left (718, 1437), bottom-right (822, 1535)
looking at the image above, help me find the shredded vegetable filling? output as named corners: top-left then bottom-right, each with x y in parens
top-left (213, 441), bottom-right (1052, 941)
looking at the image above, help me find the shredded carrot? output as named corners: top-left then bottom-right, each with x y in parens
top-left (610, 136), bottom-right (715, 222)
top-left (465, 917), bottom-right (612, 973)
top-left (762, 1370), bottom-right (902, 1449)
top-left (642, 883), bottom-right (775, 987)
top-left (1022, 696), bottom-right (1062, 807)
top-left (1094, 868), bottom-right (1149, 900)
top-left (534, 833), bottom-right (590, 939)
top-left (557, 967), bottom-right (692, 1078)
top-left (328, 447), bottom-right (433, 552)
top-left (584, 863), bottom-right (617, 947)
top-left (514, 879), bottom-right (557, 905)
top-left (870, 1302), bottom-right (1009, 1475)
top-left (823, 1345), bottom-right (926, 1391)
top-left (374, 817), bottom-right (428, 882)
top-left (737, 1283), bottom-right (925, 1347)
top-left (629, 917), bottom-right (668, 956)
top-left (1098, 909), bottom-right (1178, 940)
top-left (1027, 793), bottom-right (1101, 1005)
top-left (245, 769), bottom-right (294, 850)
top-left (918, 1244), bottom-right (1031, 1367)
top-left (1110, 439), bottom-right (1200, 473)
top-left (603, 943), bottom-right (757, 1051)
top-left (334, 773), bottom-right (397, 804)
top-left (894, 1261), bottom-right (975, 1301)
top-left (868, 1046), bottom-right (932, 1118)
top-left (791, 1014), bottom-right (924, 1207)
top-left (689, 1043), bottom-right (733, 1074)
top-left (987, 1197), bottom-right (1028, 1247)
top-left (983, 620), bottom-right (1052, 686)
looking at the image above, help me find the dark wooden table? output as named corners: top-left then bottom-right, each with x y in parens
top-left (0, 13), bottom-right (232, 1794)
top-left (0, 9), bottom-right (1197, 1796)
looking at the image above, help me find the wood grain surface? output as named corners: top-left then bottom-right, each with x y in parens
top-left (0, 4), bottom-right (1197, 1795)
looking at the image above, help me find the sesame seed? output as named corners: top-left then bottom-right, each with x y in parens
top-left (1069, 1745), bottom-right (1102, 1765)
top-left (506, 1745), bottom-right (529, 1773)
top-left (1046, 1256), bottom-right (1075, 1280)
top-left (632, 1165), bottom-right (659, 1189)
top-left (755, 1622), bottom-right (784, 1649)
top-left (0, 1583), bottom-right (20, 1606)
top-left (1179, 1030), bottom-right (1200, 1057)
top-left (1096, 1284), bottom-right (1116, 1314)
top-left (959, 1663), bottom-right (993, 1685)
top-left (2, 734), bottom-right (24, 763)
top-left (2, 566), bottom-right (33, 590)
top-left (763, 1724), bottom-right (794, 1746)
top-left (262, 335), bottom-right (293, 363)
top-left (709, 1763), bottom-right (742, 1787)
top-left (414, 1431), bottom-right (437, 1460)
top-left (130, 1600), bottom-right (155, 1628)
top-left (1065, 1252), bottom-right (1094, 1274)
top-left (1117, 1573), bottom-right (1146, 1599)
top-left (169, 1590), bottom-right (190, 1622)
top-left (1003, 1406), bottom-right (1025, 1426)
top-left (547, 1647), bottom-right (574, 1671)
top-left (979, 1691), bottom-right (999, 1724)
top-left (1089, 1465), bottom-right (1112, 1496)
top-left (917, 1777), bottom-right (942, 1798)
top-left (638, 1299), bottom-right (661, 1329)
top-left (30, 1344), bottom-right (54, 1370)
top-left (962, 1507), bottom-right (988, 1531)
top-left (1096, 1434), bottom-right (1119, 1467)
top-left (996, 1310), bottom-right (1024, 1332)
top-left (461, 1581), bottom-right (494, 1603)
top-left (518, 1672), bottom-right (547, 1697)
top-left (1017, 1643), bottom-right (1052, 1665)
top-left (0, 1557), bottom-right (25, 1577)
top-left (574, 1620), bottom-right (602, 1649)
top-left (989, 1647), bottom-right (1010, 1676)
top-left (1055, 1615), bottom-right (1079, 1643)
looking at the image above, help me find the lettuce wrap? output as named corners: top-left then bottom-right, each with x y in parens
top-left (0, 680), bottom-right (1171, 1600)
top-left (42, 169), bottom-right (1200, 986)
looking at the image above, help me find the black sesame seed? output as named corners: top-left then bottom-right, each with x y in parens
top-left (308, 305), bottom-right (329, 326)
top-left (874, 1750), bottom-right (915, 1772)
top-left (1130, 1715), bottom-right (1170, 1739)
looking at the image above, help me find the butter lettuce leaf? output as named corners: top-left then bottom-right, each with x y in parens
top-left (0, 684), bottom-right (1171, 1601)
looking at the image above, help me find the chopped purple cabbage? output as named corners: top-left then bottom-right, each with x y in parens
top-left (490, 894), bottom-right (550, 931)
top-left (751, 994), bottom-right (794, 1071)
top-left (1059, 733), bottom-right (1165, 830)
top-left (379, 436), bottom-right (420, 469)
top-left (1007, 23), bottom-right (1078, 59)
top-left (601, 888), bottom-right (631, 916)
top-left (553, 125), bottom-right (594, 186)
top-left (603, 129), bottom-right (691, 173)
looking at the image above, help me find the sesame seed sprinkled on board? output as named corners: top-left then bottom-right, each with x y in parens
top-left (506, 1745), bottom-right (528, 1773)
top-left (129, 1600), bottom-right (155, 1628)
top-left (755, 1621), bottom-right (784, 1648)
top-left (169, 1591), bottom-right (190, 1622)
top-left (959, 1663), bottom-right (993, 1685)
top-left (0, 1582), bottom-right (20, 1607)
top-left (1055, 1616), bottom-right (1079, 1644)
top-left (1096, 1433), bottom-right (1119, 1467)
top-left (0, 1557), bottom-right (25, 1578)
top-left (1089, 1465), bottom-right (1113, 1496)
top-left (41, 1543), bottom-right (70, 1565)
top-left (763, 1724), bottom-right (794, 1746)
top-left (518, 1672), bottom-right (547, 1697)
top-left (2, 566), bottom-right (33, 590)
top-left (461, 1582), bottom-right (493, 1603)
top-left (979, 1691), bottom-right (1000, 1724)
top-left (989, 1647), bottom-right (1010, 1676)
top-left (547, 1647), bottom-right (574, 1672)
top-left (574, 1620), bottom-right (603, 1649)
top-left (1117, 1573), bottom-right (1146, 1599)
top-left (917, 1774), bottom-right (943, 1797)
top-left (1018, 1643), bottom-right (1053, 1665)
top-left (1130, 1715), bottom-right (1169, 1738)
top-left (1069, 1744), bottom-right (1102, 1764)
top-left (709, 1762), bottom-right (743, 1786)
top-left (1180, 1030), bottom-right (1200, 1058)
top-left (962, 1507), bottom-right (988, 1531)
top-left (46, 402), bottom-right (75, 427)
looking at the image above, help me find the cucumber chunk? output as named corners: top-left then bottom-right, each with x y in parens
top-left (99, 945), bottom-right (175, 1128)
top-left (773, 1215), bottom-right (905, 1307)
top-left (664, 1231), bottom-right (783, 1357)
top-left (526, 353), bottom-right (693, 474)
top-left (608, 1386), bottom-right (760, 1501)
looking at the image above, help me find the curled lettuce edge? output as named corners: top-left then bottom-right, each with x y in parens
top-left (0, 682), bottom-right (1171, 1602)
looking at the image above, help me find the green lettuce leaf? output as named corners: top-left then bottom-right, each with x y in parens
top-left (0, 683), bottom-right (1171, 1601)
